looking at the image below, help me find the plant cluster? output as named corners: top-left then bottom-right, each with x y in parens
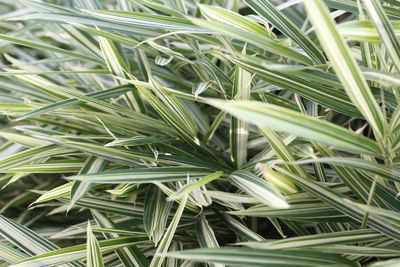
top-left (0, 0), bottom-right (399, 266)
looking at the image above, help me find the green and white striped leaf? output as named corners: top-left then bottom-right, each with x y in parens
top-left (195, 216), bottom-right (224, 267)
top-left (149, 194), bottom-right (187, 267)
top-left (0, 34), bottom-right (102, 64)
top-left (167, 171), bottom-right (223, 202)
top-left (166, 247), bottom-right (359, 267)
top-left (0, 215), bottom-right (84, 266)
top-left (230, 61), bottom-right (252, 168)
top-left (230, 170), bottom-right (289, 208)
top-left (92, 211), bottom-right (149, 267)
top-left (363, 0), bottom-right (400, 71)
top-left (0, 241), bottom-right (27, 263)
top-left (86, 222), bottom-right (104, 267)
top-left (12, 237), bottom-right (145, 267)
top-left (207, 99), bottom-right (381, 155)
top-left (295, 157), bottom-right (400, 182)
top-left (143, 187), bottom-right (173, 245)
top-left (338, 20), bottom-right (400, 43)
top-left (241, 229), bottom-right (384, 249)
top-left (304, 0), bottom-right (386, 138)
top-left (69, 157), bottom-right (108, 210)
top-left (189, 16), bottom-right (312, 65)
top-left (69, 167), bottom-right (214, 183)
top-left (244, 0), bottom-right (326, 64)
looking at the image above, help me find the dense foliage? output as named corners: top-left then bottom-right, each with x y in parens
top-left (0, 0), bottom-right (400, 266)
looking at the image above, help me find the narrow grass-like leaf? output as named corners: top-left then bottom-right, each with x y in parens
top-left (230, 61), bottom-right (251, 168)
top-left (295, 157), bottom-right (400, 182)
top-left (105, 136), bottom-right (173, 147)
top-left (189, 17), bottom-right (312, 65)
top-left (196, 216), bottom-right (224, 267)
top-left (363, 0), bottom-right (400, 71)
top-left (0, 241), bottom-right (27, 263)
top-left (228, 55), bottom-right (363, 118)
top-left (0, 215), bottom-right (84, 266)
top-left (260, 165), bottom-right (298, 194)
top-left (61, 196), bottom-right (144, 218)
top-left (13, 237), bottom-right (145, 267)
top-left (17, 85), bottom-right (132, 121)
top-left (32, 182), bottom-right (72, 204)
top-left (166, 247), bottom-right (358, 267)
top-left (0, 34), bottom-right (102, 64)
top-left (84, 10), bottom-right (204, 31)
top-left (69, 157), bottom-right (108, 210)
top-left (139, 78), bottom-right (199, 145)
top-left (69, 167), bottom-right (214, 183)
top-left (258, 126), bottom-right (305, 177)
top-left (277, 168), bottom-right (400, 241)
top-left (86, 222), bottom-right (104, 267)
top-left (230, 201), bottom-right (346, 222)
top-left (230, 170), bottom-right (289, 208)
top-left (92, 211), bottom-right (149, 267)
top-left (149, 194), bottom-right (187, 267)
top-left (304, 0), bottom-right (386, 138)
top-left (99, 35), bottom-right (144, 112)
top-left (143, 187), bottom-right (173, 245)
top-left (198, 4), bottom-right (275, 39)
top-left (241, 229), bottom-right (384, 249)
top-left (244, 0), bottom-right (326, 64)
top-left (338, 20), bottom-right (400, 43)
top-left (207, 99), bottom-right (381, 155)
top-left (167, 171), bottom-right (223, 201)
top-left (370, 259), bottom-right (400, 267)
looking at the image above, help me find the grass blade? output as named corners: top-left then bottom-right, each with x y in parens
top-left (304, 0), bottom-right (386, 138)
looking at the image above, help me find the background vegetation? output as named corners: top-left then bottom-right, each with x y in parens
top-left (0, 0), bottom-right (399, 266)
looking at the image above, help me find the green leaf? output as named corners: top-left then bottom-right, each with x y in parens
top-left (230, 61), bottom-right (251, 168)
top-left (189, 17), bottom-right (312, 65)
top-left (61, 196), bottom-right (144, 218)
top-left (338, 20), bottom-right (400, 43)
top-left (69, 167), bottom-right (214, 183)
top-left (69, 157), bottom-right (108, 210)
top-left (363, 0), bottom-right (400, 71)
top-left (13, 237), bottom-right (145, 267)
top-left (207, 99), bottom-right (381, 155)
top-left (32, 183), bottom-right (73, 204)
top-left (166, 247), bottom-right (359, 267)
top-left (149, 194), bottom-right (187, 267)
top-left (98, 35), bottom-right (145, 112)
top-left (105, 136), bottom-right (173, 147)
top-left (277, 167), bottom-right (400, 241)
top-left (86, 222), bottom-right (104, 267)
top-left (227, 55), bottom-right (363, 118)
top-left (241, 229), bottom-right (384, 249)
top-left (167, 171), bottom-right (223, 201)
top-left (244, 0), bottom-right (326, 64)
top-left (0, 241), bottom-right (27, 263)
top-left (84, 10), bottom-right (203, 31)
top-left (0, 34), bottom-right (102, 64)
top-left (143, 187), bottom-right (173, 245)
top-left (304, 0), bottom-right (386, 138)
top-left (17, 85), bottom-right (132, 121)
top-left (295, 157), bottom-right (400, 182)
top-left (198, 4), bottom-right (275, 39)
top-left (0, 215), bottom-right (84, 266)
top-left (230, 170), bottom-right (289, 208)
top-left (92, 211), bottom-right (150, 267)
top-left (230, 201), bottom-right (346, 222)
top-left (139, 78), bottom-right (199, 145)
top-left (369, 259), bottom-right (400, 267)
top-left (195, 216), bottom-right (224, 267)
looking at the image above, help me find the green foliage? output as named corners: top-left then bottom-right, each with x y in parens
top-left (0, 0), bottom-right (399, 266)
